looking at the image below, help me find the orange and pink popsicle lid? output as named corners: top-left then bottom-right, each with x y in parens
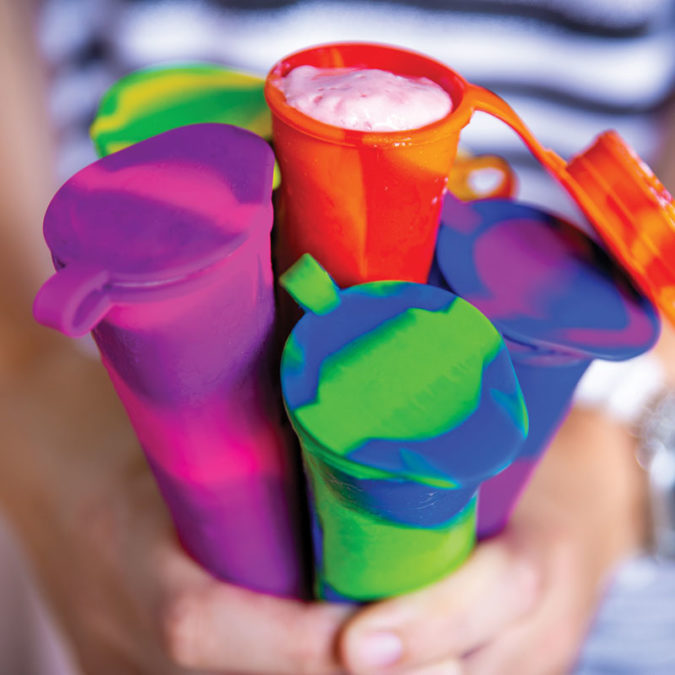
top-left (266, 42), bottom-right (675, 321)
top-left (565, 131), bottom-right (675, 324)
top-left (453, 76), bottom-right (675, 324)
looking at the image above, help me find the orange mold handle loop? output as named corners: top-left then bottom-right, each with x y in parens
top-left (449, 153), bottom-right (517, 200)
top-left (463, 84), bottom-right (608, 225)
top-left (462, 83), bottom-right (566, 171)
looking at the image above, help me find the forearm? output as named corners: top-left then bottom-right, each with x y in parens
top-left (0, 0), bottom-right (61, 380)
top-left (0, 342), bottom-right (174, 672)
top-left (0, 339), bottom-right (142, 562)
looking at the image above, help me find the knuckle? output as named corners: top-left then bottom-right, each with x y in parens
top-left (159, 589), bottom-right (201, 667)
top-left (528, 607), bottom-right (584, 674)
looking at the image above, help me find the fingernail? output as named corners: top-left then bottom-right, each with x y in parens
top-left (353, 631), bottom-right (403, 671)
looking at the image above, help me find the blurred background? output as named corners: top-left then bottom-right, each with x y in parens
top-left (39, 0), bottom-right (675, 210)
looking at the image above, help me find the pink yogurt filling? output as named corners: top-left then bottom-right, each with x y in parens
top-left (276, 65), bottom-right (453, 132)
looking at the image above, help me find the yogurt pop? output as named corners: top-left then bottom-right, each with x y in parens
top-left (276, 66), bottom-right (452, 132)
top-left (279, 65), bottom-right (512, 202)
top-left (269, 42), bottom-right (675, 323)
top-left (265, 43), bottom-right (465, 287)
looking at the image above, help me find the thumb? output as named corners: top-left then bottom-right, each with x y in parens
top-left (340, 536), bottom-right (540, 674)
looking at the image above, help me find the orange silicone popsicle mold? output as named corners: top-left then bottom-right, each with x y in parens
top-left (266, 42), bottom-right (675, 321)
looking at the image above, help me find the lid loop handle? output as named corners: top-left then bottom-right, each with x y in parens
top-left (33, 263), bottom-right (114, 337)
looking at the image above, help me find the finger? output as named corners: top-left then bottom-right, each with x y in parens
top-left (156, 544), bottom-right (353, 674)
top-left (341, 535), bottom-right (539, 674)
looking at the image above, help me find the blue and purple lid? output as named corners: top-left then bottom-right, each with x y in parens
top-left (432, 196), bottom-right (660, 362)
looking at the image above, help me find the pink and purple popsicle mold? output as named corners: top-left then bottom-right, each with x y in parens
top-left (34, 124), bottom-right (307, 597)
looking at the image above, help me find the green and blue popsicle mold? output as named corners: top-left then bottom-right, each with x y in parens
top-left (280, 255), bottom-right (528, 601)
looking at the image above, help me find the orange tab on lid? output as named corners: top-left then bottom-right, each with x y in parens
top-left (566, 131), bottom-right (675, 325)
top-left (461, 83), bottom-right (675, 323)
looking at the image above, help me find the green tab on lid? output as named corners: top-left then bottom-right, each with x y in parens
top-left (280, 254), bottom-right (341, 315)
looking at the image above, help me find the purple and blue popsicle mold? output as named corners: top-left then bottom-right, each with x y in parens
top-left (430, 195), bottom-right (661, 537)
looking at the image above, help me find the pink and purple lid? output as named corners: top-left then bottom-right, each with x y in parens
top-left (34, 124), bottom-right (275, 336)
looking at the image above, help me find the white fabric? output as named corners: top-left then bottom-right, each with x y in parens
top-left (574, 353), bottom-right (666, 426)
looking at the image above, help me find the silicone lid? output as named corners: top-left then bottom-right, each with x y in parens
top-left (429, 79), bottom-right (675, 321)
top-left (566, 131), bottom-right (675, 324)
top-left (280, 255), bottom-right (528, 488)
top-left (46, 123), bottom-right (273, 280)
top-left (434, 196), bottom-right (660, 361)
top-left (34, 124), bottom-right (274, 336)
top-left (447, 151), bottom-right (517, 201)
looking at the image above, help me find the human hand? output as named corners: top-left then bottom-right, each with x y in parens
top-left (1, 335), bottom-right (646, 675)
top-left (338, 407), bottom-right (646, 675)
top-left (61, 465), bottom-right (351, 675)
top-left (0, 344), bottom-right (351, 675)
top-left (338, 521), bottom-right (541, 675)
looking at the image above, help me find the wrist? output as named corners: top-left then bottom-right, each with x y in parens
top-left (514, 407), bottom-right (649, 568)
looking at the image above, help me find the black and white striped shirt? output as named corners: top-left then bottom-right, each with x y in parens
top-left (40, 0), bottom-right (675, 220)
